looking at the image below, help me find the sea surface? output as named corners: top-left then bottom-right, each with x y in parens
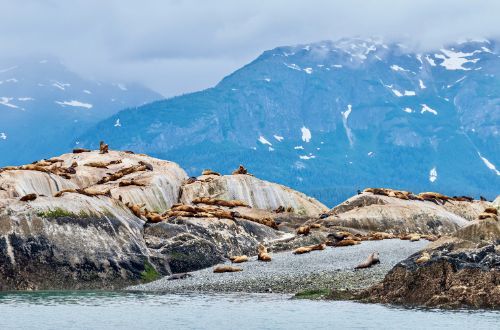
top-left (0, 291), bottom-right (498, 329)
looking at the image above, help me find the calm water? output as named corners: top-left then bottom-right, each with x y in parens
top-left (0, 291), bottom-right (498, 329)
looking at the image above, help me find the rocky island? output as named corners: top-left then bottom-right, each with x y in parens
top-left (0, 146), bottom-right (498, 309)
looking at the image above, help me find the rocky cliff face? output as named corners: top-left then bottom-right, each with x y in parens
top-left (358, 212), bottom-right (500, 308)
top-left (0, 150), bottom-right (321, 289)
top-left (321, 192), bottom-right (487, 235)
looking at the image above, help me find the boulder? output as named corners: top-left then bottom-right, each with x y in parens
top-left (323, 193), bottom-right (479, 235)
top-left (356, 212), bottom-right (500, 308)
top-left (180, 174), bottom-right (328, 217)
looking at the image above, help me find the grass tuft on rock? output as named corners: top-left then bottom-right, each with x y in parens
top-left (294, 288), bottom-right (331, 300)
top-left (141, 262), bottom-right (160, 283)
top-left (36, 208), bottom-right (91, 219)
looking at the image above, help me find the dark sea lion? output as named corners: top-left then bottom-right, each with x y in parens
top-left (167, 273), bottom-right (192, 280)
top-left (20, 193), bottom-right (37, 202)
top-left (99, 141), bottom-right (109, 154)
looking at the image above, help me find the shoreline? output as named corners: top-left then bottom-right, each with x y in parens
top-left (129, 239), bottom-right (428, 294)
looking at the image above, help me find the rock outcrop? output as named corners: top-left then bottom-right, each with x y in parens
top-left (322, 192), bottom-right (489, 235)
top-left (356, 212), bottom-right (500, 308)
top-left (0, 150), bottom-right (311, 289)
top-left (180, 174), bottom-right (328, 217)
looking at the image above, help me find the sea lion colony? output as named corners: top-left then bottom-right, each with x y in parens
top-left (3, 142), bottom-right (496, 278)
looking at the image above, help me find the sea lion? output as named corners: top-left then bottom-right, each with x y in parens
top-left (144, 209), bottom-right (164, 223)
top-left (125, 202), bottom-right (145, 218)
top-left (232, 165), bottom-right (248, 175)
top-left (480, 196), bottom-right (488, 202)
top-left (274, 206), bottom-right (285, 213)
top-left (201, 169), bottom-right (220, 176)
top-left (296, 225), bottom-right (310, 235)
top-left (452, 195), bottom-right (473, 202)
top-left (257, 244), bottom-right (272, 261)
top-left (71, 161), bottom-right (78, 168)
top-left (416, 252), bottom-right (431, 264)
top-left (333, 239), bottom-right (360, 247)
top-left (310, 223), bottom-right (322, 229)
top-left (119, 178), bottom-right (146, 187)
top-left (409, 234), bottom-right (421, 241)
top-left (319, 213), bottom-right (329, 219)
top-left (213, 265), bottom-right (242, 273)
top-left (73, 148), bottom-right (91, 154)
top-left (478, 212), bottom-right (498, 221)
top-left (286, 206), bottom-right (294, 213)
top-left (369, 232), bottom-right (395, 240)
top-left (99, 141), bottom-right (109, 154)
top-left (20, 193), bottom-right (37, 202)
top-left (293, 243), bottom-right (326, 254)
top-left (192, 197), bottom-right (248, 208)
top-left (484, 207), bottom-right (498, 215)
top-left (97, 164), bottom-right (148, 184)
top-left (184, 177), bottom-right (197, 184)
top-left (167, 273), bottom-right (192, 280)
top-left (355, 252), bottom-right (380, 269)
top-left (85, 160), bottom-right (122, 169)
top-left (236, 214), bottom-right (278, 229)
top-left (229, 255), bottom-right (249, 263)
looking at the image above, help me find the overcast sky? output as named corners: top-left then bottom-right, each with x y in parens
top-left (2, 0), bottom-right (499, 96)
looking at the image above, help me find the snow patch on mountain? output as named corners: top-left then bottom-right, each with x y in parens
top-left (18, 97), bottom-right (34, 101)
top-left (478, 153), bottom-right (500, 176)
top-left (301, 126), bottom-right (311, 143)
top-left (0, 97), bottom-right (20, 109)
top-left (284, 63), bottom-right (301, 71)
top-left (258, 136), bottom-right (272, 146)
top-left (273, 135), bottom-right (284, 142)
top-left (299, 154), bottom-right (316, 160)
top-left (419, 79), bottom-right (426, 89)
top-left (303, 67), bottom-right (313, 74)
top-left (294, 146), bottom-right (304, 150)
top-left (403, 107), bottom-right (413, 113)
top-left (435, 49), bottom-right (480, 70)
top-left (0, 132), bottom-right (6, 140)
top-left (52, 81), bottom-right (70, 91)
top-left (341, 105), bottom-right (354, 146)
top-left (390, 65), bottom-right (409, 72)
top-left (421, 104), bottom-right (437, 115)
top-left (83, 89), bottom-right (92, 94)
top-left (114, 119), bottom-right (121, 127)
top-left (55, 100), bottom-right (93, 109)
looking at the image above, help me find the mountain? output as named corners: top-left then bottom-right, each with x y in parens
top-left (0, 58), bottom-right (161, 166)
top-left (79, 38), bottom-right (500, 206)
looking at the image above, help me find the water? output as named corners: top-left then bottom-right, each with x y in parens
top-left (0, 291), bottom-right (498, 329)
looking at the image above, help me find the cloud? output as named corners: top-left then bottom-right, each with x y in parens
top-left (1, 0), bottom-right (499, 96)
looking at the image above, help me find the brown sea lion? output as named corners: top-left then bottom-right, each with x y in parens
top-left (99, 141), bottom-right (109, 154)
top-left (478, 212), bottom-right (498, 221)
top-left (296, 225), bottom-right (310, 235)
top-left (202, 169), bottom-right (220, 176)
top-left (232, 165), bottom-right (248, 175)
top-left (192, 197), bottom-right (248, 208)
top-left (333, 239), bottom-right (360, 247)
top-left (20, 193), bottom-right (37, 202)
top-left (355, 252), bottom-right (380, 269)
top-left (184, 177), bottom-right (197, 184)
top-left (229, 255), bottom-right (249, 263)
top-left (293, 243), bottom-right (326, 254)
top-left (97, 164), bottom-right (148, 184)
top-left (213, 265), bottom-right (242, 273)
top-left (144, 209), bottom-right (164, 223)
top-left (125, 202), bottom-right (145, 218)
top-left (257, 244), bottom-right (272, 261)
top-left (119, 178), bottom-right (146, 187)
top-left (310, 223), bottom-right (322, 229)
top-left (416, 252), bottom-right (431, 264)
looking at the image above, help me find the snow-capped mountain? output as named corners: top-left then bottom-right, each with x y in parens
top-left (81, 38), bottom-right (499, 205)
top-left (0, 58), bottom-right (161, 165)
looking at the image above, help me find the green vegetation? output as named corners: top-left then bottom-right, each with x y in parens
top-left (36, 208), bottom-right (93, 219)
top-left (294, 288), bottom-right (331, 300)
top-left (140, 262), bottom-right (160, 283)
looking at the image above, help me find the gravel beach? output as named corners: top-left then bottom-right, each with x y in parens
top-left (129, 239), bottom-right (428, 294)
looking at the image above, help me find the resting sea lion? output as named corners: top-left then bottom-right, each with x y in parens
top-left (333, 239), bottom-right (360, 247)
top-left (125, 202), bottom-right (145, 218)
top-left (20, 193), bottom-right (37, 202)
top-left (296, 225), bottom-right (310, 235)
top-left (355, 252), bottom-right (380, 269)
top-left (213, 265), bottom-right (242, 273)
top-left (274, 206), bottom-right (285, 213)
top-left (416, 252), bottom-right (430, 264)
top-left (73, 148), bottom-right (91, 154)
top-left (484, 207), bottom-right (498, 215)
top-left (229, 255), bottom-right (249, 263)
top-left (144, 209), bottom-right (164, 223)
top-left (201, 169), bottom-right (220, 176)
top-left (184, 177), bottom-right (197, 184)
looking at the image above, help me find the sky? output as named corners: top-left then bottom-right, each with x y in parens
top-left (1, 0), bottom-right (500, 97)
